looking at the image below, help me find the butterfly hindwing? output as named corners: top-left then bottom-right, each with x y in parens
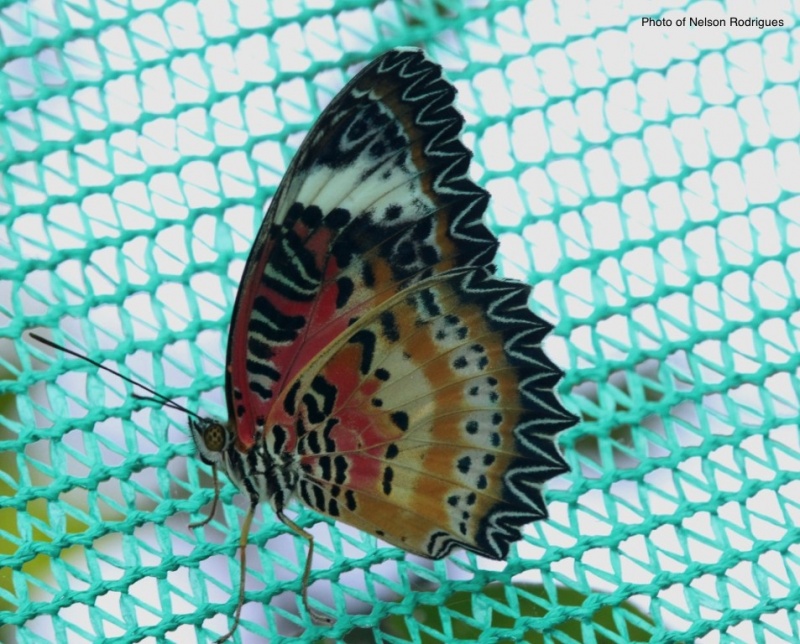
top-left (266, 268), bottom-right (573, 559)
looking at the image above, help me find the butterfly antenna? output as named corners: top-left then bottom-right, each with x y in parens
top-left (29, 332), bottom-right (199, 419)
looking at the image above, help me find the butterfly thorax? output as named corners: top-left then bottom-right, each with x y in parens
top-left (189, 416), bottom-right (298, 512)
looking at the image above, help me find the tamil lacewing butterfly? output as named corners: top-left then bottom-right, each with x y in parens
top-left (33, 47), bottom-right (576, 641)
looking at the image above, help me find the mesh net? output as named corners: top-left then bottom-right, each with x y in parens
top-left (2, 1), bottom-right (800, 642)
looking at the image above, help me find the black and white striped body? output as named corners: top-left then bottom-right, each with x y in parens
top-left (188, 417), bottom-right (297, 514)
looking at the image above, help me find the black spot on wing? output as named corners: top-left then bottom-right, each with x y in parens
top-left (390, 411), bottom-right (409, 432)
top-left (382, 466), bottom-right (394, 495)
top-left (334, 455), bottom-right (348, 484)
top-left (246, 358), bottom-right (280, 382)
top-left (249, 380), bottom-right (272, 400)
top-left (299, 480), bottom-right (312, 507)
top-left (306, 431), bottom-right (321, 454)
top-left (298, 202), bottom-right (322, 230)
top-left (362, 262), bottom-right (375, 288)
top-left (272, 425), bottom-right (287, 453)
top-left (261, 228), bottom-right (321, 301)
top-left (318, 455), bottom-right (332, 481)
top-left (302, 375), bottom-right (337, 424)
top-left (312, 484), bottom-right (326, 512)
top-left (379, 310), bottom-right (400, 342)
top-left (250, 296), bottom-right (305, 344)
top-left (348, 329), bottom-right (376, 375)
top-left (336, 276), bottom-right (354, 309)
top-left (284, 380), bottom-right (301, 416)
top-left (322, 418), bottom-right (338, 452)
top-left (418, 288), bottom-right (441, 318)
top-left (328, 498), bottom-right (340, 516)
top-left (326, 207), bottom-right (351, 229)
top-left (385, 203), bottom-right (402, 220)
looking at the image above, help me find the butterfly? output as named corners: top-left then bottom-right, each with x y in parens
top-left (182, 47), bottom-right (578, 640)
top-left (35, 47), bottom-right (576, 642)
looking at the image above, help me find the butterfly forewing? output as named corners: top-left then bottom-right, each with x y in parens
top-left (226, 49), bottom-right (498, 448)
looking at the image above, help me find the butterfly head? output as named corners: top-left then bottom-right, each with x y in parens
top-left (189, 416), bottom-right (232, 466)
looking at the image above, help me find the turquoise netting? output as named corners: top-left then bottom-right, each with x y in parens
top-left (2, 1), bottom-right (799, 642)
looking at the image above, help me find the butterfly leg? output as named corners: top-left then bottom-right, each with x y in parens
top-left (216, 497), bottom-right (257, 644)
top-left (189, 464), bottom-right (219, 529)
top-left (277, 512), bottom-right (333, 626)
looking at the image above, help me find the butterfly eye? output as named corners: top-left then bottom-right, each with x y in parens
top-left (203, 423), bottom-right (226, 453)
